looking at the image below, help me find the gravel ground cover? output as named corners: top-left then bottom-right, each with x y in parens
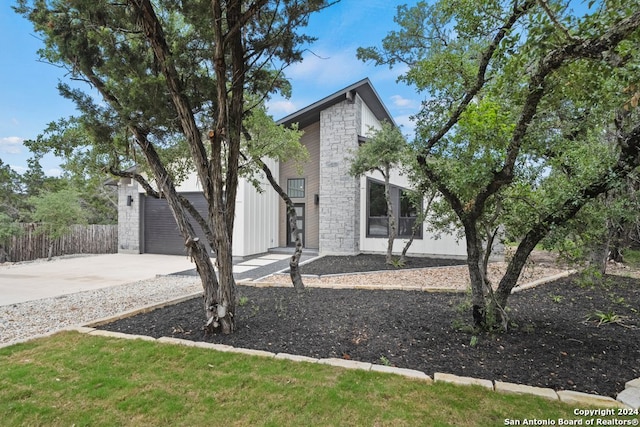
top-left (0, 276), bottom-right (200, 345)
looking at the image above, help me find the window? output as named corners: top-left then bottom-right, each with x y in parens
top-left (399, 189), bottom-right (421, 238)
top-left (287, 178), bottom-right (305, 198)
top-left (366, 179), bottom-right (422, 239)
top-left (367, 180), bottom-right (388, 237)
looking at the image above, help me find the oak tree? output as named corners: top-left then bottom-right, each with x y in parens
top-left (359, 0), bottom-right (640, 328)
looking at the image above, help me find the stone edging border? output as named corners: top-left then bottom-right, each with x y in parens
top-left (76, 275), bottom-right (639, 410)
top-left (68, 325), bottom-right (640, 410)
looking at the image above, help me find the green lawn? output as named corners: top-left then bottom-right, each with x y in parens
top-left (0, 331), bottom-right (616, 426)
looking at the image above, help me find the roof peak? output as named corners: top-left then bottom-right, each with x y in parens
top-left (277, 78), bottom-right (395, 129)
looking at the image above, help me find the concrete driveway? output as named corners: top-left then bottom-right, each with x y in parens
top-left (0, 254), bottom-right (196, 306)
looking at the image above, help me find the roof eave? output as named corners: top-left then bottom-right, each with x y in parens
top-left (276, 78), bottom-right (395, 129)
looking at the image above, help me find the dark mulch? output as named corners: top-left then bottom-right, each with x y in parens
top-left (295, 253), bottom-right (466, 275)
top-left (98, 255), bottom-right (640, 398)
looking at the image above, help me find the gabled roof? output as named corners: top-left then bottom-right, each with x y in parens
top-left (276, 78), bottom-right (395, 129)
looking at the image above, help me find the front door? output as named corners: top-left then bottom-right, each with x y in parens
top-left (287, 203), bottom-right (305, 247)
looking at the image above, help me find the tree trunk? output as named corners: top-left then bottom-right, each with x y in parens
top-left (400, 190), bottom-right (435, 264)
top-left (47, 242), bottom-right (53, 261)
top-left (493, 229), bottom-right (545, 311)
top-left (131, 0), bottom-right (243, 334)
top-left (383, 168), bottom-right (396, 264)
top-left (481, 225), bottom-right (499, 280)
top-left (464, 222), bottom-right (488, 328)
top-left (133, 129), bottom-right (223, 333)
top-left (258, 160), bottom-right (305, 293)
top-left (399, 231), bottom-right (416, 264)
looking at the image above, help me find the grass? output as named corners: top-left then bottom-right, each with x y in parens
top-left (0, 332), bottom-right (621, 427)
top-left (624, 249), bottom-right (640, 268)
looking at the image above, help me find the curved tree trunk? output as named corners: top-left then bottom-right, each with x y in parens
top-left (258, 160), bottom-right (305, 293)
top-left (399, 230), bottom-right (415, 264)
top-left (400, 189), bottom-right (436, 264)
top-left (133, 130), bottom-right (223, 333)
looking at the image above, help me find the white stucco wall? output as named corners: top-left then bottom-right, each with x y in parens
top-left (233, 159), bottom-right (280, 257)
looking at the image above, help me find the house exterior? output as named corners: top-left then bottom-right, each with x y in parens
top-left (113, 78), bottom-right (466, 259)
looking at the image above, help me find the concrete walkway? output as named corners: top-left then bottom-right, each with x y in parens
top-left (0, 254), bottom-right (196, 306)
top-left (0, 251), bottom-right (318, 307)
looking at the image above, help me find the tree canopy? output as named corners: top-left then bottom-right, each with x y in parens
top-left (359, 0), bottom-right (640, 328)
top-left (16, 0), bottom-right (331, 333)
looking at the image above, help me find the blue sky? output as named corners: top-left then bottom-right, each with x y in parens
top-left (0, 1), bottom-right (421, 176)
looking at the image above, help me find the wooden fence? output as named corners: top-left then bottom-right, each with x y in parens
top-left (1, 223), bottom-right (118, 263)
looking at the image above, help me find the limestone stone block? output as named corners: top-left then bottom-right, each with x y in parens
top-left (617, 387), bottom-right (640, 410)
top-left (274, 353), bottom-right (320, 364)
top-left (494, 381), bottom-right (558, 401)
top-left (626, 378), bottom-right (640, 389)
top-left (318, 357), bottom-right (372, 371)
top-left (228, 347), bottom-right (275, 358)
top-left (65, 326), bottom-right (96, 334)
top-left (370, 364), bottom-right (433, 382)
top-left (434, 372), bottom-right (493, 390)
top-left (557, 390), bottom-right (626, 408)
top-left (89, 329), bottom-right (155, 341)
top-left (191, 341), bottom-right (234, 352)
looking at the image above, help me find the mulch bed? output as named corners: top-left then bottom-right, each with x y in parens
top-left (98, 255), bottom-right (640, 398)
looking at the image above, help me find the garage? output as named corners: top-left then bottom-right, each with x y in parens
top-left (142, 192), bottom-right (213, 255)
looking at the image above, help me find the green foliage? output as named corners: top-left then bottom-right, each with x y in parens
top-left (588, 310), bottom-right (625, 327)
top-left (625, 249), bottom-right (640, 267)
top-left (242, 105), bottom-right (308, 190)
top-left (360, 0), bottom-right (640, 327)
top-left (28, 188), bottom-right (88, 239)
top-left (550, 294), bottom-right (564, 304)
top-left (469, 335), bottom-right (479, 347)
top-left (388, 257), bottom-right (406, 268)
top-left (0, 213), bottom-right (21, 241)
top-left (379, 355), bottom-right (391, 366)
top-left (575, 267), bottom-right (605, 289)
top-left (349, 121), bottom-right (408, 179)
top-left (0, 160), bottom-right (26, 222)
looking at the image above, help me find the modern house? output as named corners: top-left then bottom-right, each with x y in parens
top-left (113, 78), bottom-right (466, 258)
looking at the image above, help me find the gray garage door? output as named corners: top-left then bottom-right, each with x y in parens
top-left (142, 192), bottom-right (213, 255)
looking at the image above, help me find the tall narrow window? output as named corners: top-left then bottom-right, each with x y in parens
top-left (287, 178), bottom-right (305, 198)
top-left (367, 180), bottom-right (388, 237)
top-left (399, 189), bottom-right (422, 238)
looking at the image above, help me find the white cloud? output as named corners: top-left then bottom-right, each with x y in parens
top-left (266, 99), bottom-right (299, 117)
top-left (390, 95), bottom-right (418, 109)
top-left (286, 48), bottom-right (367, 87)
top-left (9, 165), bottom-right (27, 174)
top-left (393, 115), bottom-right (417, 138)
top-left (0, 136), bottom-right (24, 154)
top-left (45, 167), bottom-right (63, 177)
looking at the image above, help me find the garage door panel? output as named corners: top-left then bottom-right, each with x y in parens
top-left (143, 193), bottom-right (212, 255)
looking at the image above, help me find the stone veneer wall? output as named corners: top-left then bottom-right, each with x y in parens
top-left (318, 96), bottom-right (362, 254)
top-left (117, 179), bottom-right (141, 253)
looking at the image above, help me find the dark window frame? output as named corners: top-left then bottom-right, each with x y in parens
top-left (287, 178), bottom-right (305, 198)
top-left (366, 178), bottom-right (422, 239)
